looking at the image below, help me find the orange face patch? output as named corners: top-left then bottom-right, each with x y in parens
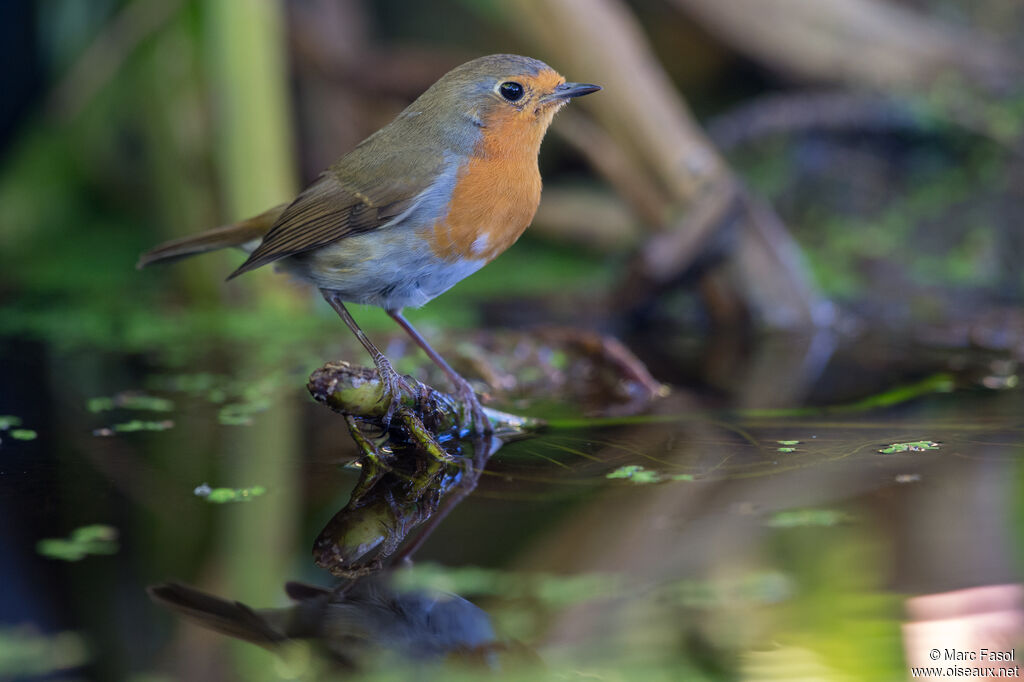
top-left (423, 69), bottom-right (566, 263)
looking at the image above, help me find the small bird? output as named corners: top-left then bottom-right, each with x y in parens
top-left (138, 54), bottom-right (600, 432)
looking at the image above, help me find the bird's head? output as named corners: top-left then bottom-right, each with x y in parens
top-left (409, 54), bottom-right (601, 157)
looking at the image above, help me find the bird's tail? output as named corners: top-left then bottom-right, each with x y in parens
top-left (135, 204), bottom-right (286, 269)
top-left (147, 582), bottom-right (287, 648)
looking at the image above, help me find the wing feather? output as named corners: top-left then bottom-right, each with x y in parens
top-left (225, 113), bottom-right (465, 281)
top-left (227, 173), bottom-right (414, 279)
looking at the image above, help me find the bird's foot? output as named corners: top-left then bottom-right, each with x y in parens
top-left (372, 354), bottom-right (414, 430)
top-left (451, 375), bottom-right (491, 435)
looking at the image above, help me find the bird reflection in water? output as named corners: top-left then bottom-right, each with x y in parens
top-left (149, 573), bottom-right (506, 672)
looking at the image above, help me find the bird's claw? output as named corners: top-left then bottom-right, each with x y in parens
top-left (373, 356), bottom-right (413, 431)
top-left (453, 377), bottom-right (491, 435)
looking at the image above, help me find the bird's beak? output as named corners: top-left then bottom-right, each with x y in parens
top-left (542, 82), bottom-right (602, 102)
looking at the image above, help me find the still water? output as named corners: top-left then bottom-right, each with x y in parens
top-left (1, 329), bottom-right (1022, 681)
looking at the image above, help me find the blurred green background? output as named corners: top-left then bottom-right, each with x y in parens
top-left (2, 1), bottom-right (1023, 681)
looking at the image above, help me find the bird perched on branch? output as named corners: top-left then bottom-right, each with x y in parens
top-left (138, 54), bottom-right (600, 433)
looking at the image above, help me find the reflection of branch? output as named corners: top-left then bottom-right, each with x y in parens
top-left (48, 0), bottom-right (184, 120)
top-left (307, 362), bottom-right (531, 577)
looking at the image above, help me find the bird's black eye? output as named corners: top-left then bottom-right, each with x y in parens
top-left (499, 81), bottom-right (524, 102)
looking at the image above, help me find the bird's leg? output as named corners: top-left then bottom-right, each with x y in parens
top-left (320, 290), bottom-right (412, 426)
top-left (387, 309), bottom-right (491, 435)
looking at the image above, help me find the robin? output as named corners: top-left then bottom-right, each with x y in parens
top-left (138, 54), bottom-right (601, 432)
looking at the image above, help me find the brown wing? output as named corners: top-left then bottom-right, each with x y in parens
top-left (226, 172), bottom-right (419, 280)
top-left (226, 103), bottom-right (465, 281)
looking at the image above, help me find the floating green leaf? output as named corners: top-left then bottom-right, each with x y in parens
top-left (777, 447), bottom-right (796, 453)
top-left (87, 394), bottom-right (174, 413)
top-left (607, 464), bottom-right (694, 484)
top-left (878, 440), bottom-right (940, 454)
top-left (115, 420), bottom-right (174, 433)
top-left (777, 440), bottom-right (800, 446)
top-left (217, 397), bottom-right (271, 426)
top-left (194, 483), bottom-right (267, 503)
top-left (766, 509), bottom-right (852, 528)
top-left (37, 525), bottom-right (119, 561)
top-left (10, 429), bottom-right (37, 441)
top-left (0, 415), bottom-right (22, 430)
top-left (0, 627), bottom-right (89, 676)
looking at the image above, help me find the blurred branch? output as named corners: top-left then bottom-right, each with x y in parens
top-left (707, 91), bottom-right (921, 152)
top-left (200, 3), bottom-right (302, 679)
top-left (531, 187), bottom-right (644, 252)
top-left (204, 0), bottom-right (297, 219)
top-left (707, 90), bottom-right (1024, 158)
top-left (672, 0), bottom-right (1019, 92)
top-left (48, 0), bottom-right (184, 121)
top-left (506, 0), bottom-right (726, 206)
top-left (285, 0), bottom-right (467, 176)
top-left (553, 109), bottom-right (671, 227)
top-left (502, 0), bottom-right (830, 328)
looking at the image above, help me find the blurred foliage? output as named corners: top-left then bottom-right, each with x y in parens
top-left (4, 0), bottom-right (1022, 359)
top-left (37, 524), bottom-right (120, 561)
top-left (2, 2), bottom-right (1023, 681)
top-left (87, 393), bottom-right (174, 413)
top-left (733, 86), bottom-right (1024, 305)
top-left (193, 483), bottom-right (268, 504)
top-left (0, 627), bottom-right (89, 677)
top-left (0, 415), bottom-right (22, 429)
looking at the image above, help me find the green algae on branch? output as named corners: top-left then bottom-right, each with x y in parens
top-left (307, 361), bottom-right (542, 438)
top-left (193, 483), bottom-right (267, 503)
top-left (878, 440), bottom-right (940, 454)
top-left (37, 524), bottom-right (119, 561)
top-left (606, 464), bottom-right (695, 484)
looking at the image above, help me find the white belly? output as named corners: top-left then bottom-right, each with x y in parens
top-left (279, 226), bottom-right (486, 311)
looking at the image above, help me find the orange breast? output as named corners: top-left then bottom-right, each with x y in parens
top-left (423, 108), bottom-right (546, 263)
